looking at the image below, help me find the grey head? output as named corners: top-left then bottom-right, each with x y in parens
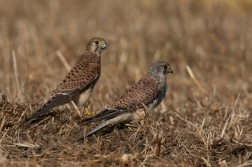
top-left (147, 61), bottom-right (173, 76)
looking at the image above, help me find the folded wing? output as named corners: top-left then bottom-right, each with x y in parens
top-left (23, 62), bottom-right (100, 125)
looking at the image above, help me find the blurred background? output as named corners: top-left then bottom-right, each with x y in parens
top-left (0, 0), bottom-right (251, 112)
top-left (1, 0), bottom-right (252, 166)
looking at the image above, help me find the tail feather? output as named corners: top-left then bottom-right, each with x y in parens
top-left (77, 113), bottom-right (132, 141)
top-left (80, 108), bottom-right (125, 124)
top-left (21, 105), bottom-right (57, 129)
top-left (21, 93), bottom-right (71, 129)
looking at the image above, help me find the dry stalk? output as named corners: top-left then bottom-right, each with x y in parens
top-left (12, 50), bottom-right (20, 89)
top-left (172, 111), bottom-right (197, 129)
top-left (70, 101), bottom-right (82, 118)
top-left (154, 131), bottom-right (163, 157)
top-left (236, 161), bottom-right (252, 167)
top-left (186, 65), bottom-right (209, 96)
top-left (0, 129), bottom-right (8, 143)
top-left (13, 142), bottom-right (39, 148)
top-left (56, 51), bottom-right (71, 71)
top-left (221, 93), bottom-right (240, 138)
top-left (0, 116), bottom-right (5, 132)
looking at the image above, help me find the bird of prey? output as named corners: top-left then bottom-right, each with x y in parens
top-left (23, 37), bottom-right (107, 127)
top-left (80, 61), bottom-right (173, 137)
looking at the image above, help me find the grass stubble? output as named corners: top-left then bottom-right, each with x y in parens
top-left (0, 0), bottom-right (252, 166)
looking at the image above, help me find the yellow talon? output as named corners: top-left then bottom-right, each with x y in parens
top-left (84, 107), bottom-right (95, 116)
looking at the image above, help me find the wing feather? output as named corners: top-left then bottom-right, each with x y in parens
top-left (112, 75), bottom-right (159, 110)
top-left (81, 75), bottom-right (160, 124)
top-left (25, 62), bottom-right (100, 123)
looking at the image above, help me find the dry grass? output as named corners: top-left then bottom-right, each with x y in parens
top-left (0, 0), bottom-right (252, 166)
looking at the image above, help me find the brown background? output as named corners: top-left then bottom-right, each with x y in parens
top-left (0, 0), bottom-right (252, 166)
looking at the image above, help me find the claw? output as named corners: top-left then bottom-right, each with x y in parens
top-left (84, 107), bottom-right (94, 116)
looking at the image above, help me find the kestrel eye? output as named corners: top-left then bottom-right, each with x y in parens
top-left (163, 65), bottom-right (167, 70)
top-left (95, 41), bottom-right (99, 44)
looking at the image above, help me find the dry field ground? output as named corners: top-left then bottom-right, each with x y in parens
top-left (0, 0), bottom-right (252, 166)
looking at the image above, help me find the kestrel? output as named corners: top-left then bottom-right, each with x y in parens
top-left (23, 37), bottom-right (106, 126)
top-left (80, 61), bottom-right (173, 137)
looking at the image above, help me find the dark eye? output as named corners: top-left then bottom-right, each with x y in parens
top-left (95, 41), bottom-right (99, 44)
top-left (163, 65), bottom-right (167, 70)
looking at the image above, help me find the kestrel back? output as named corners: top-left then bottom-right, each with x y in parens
top-left (23, 37), bottom-right (107, 127)
top-left (80, 61), bottom-right (173, 138)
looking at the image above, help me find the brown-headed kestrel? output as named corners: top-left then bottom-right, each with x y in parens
top-left (80, 61), bottom-right (173, 137)
top-left (23, 37), bottom-right (106, 126)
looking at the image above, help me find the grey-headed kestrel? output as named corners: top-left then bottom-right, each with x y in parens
top-left (80, 61), bottom-right (173, 138)
top-left (23, 37), bottom-right (106, 127)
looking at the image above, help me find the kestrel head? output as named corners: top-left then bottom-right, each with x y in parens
top-left (148, 61), bottom-right (173, 76)
top-left (86, 37), bottom-right (107, 53)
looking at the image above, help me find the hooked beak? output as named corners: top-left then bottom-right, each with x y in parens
top-left (100, 43), bottom-right (107, 49)
top-left (168, 69), bottom-right (173, 74)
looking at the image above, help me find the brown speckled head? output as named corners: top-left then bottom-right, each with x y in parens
top-left (86, 37), bottom-right (106, 54)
